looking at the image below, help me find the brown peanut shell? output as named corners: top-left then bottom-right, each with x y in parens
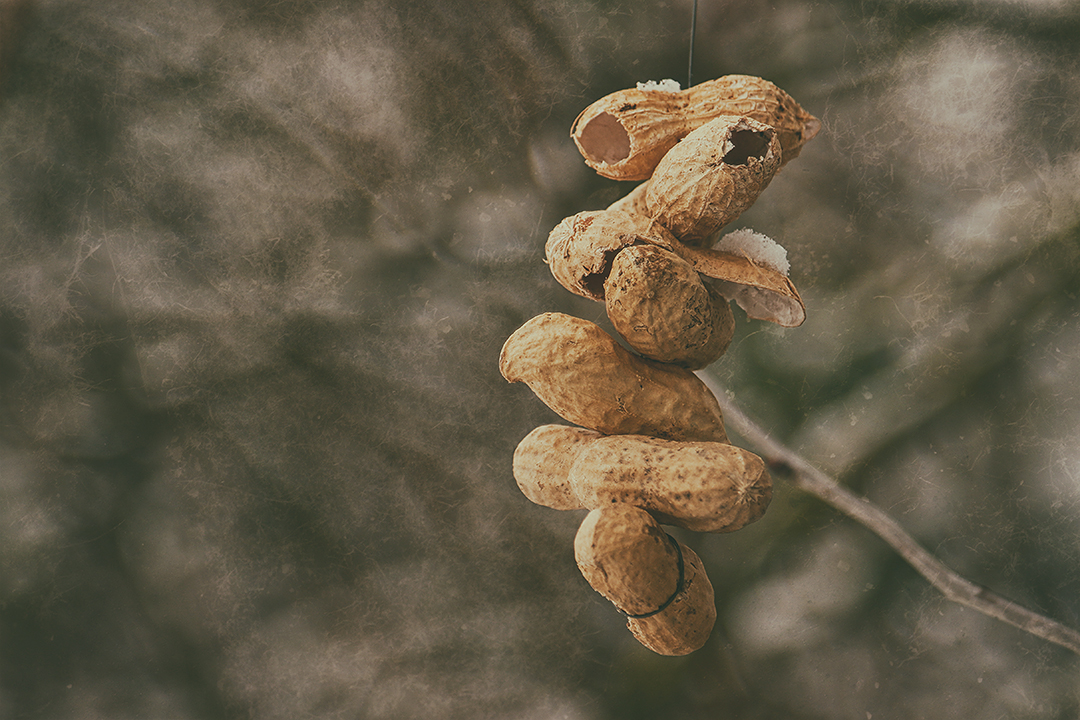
top-left (545, 209), bottom-right (677, 301)
top-left (498, 313), bottom-right (728, 442)
top-left (571, 74), bottom-right (820, 181)
top-left (685, 75), bottom-right (820, 166)
top-left (672, 244), bottom-right (806, 327)
top-left (575, 504), bottom-right (716, 656)
top-left (512, 425), bottom-right (770, 533)
top-left (645, 115), bottom-right (782, 245)
top-left (628, 542), bottom-right (715, 656)
top-left (568, 434), bottom-right (771, 533)
top-left (512, 424), bottom-right (601, 509)
top-left (575, 504), bottom-right (681, 617)
top-left (604, 244), bottom-right (734, 369)
top-left (605, 180), bottom-right (649, 217)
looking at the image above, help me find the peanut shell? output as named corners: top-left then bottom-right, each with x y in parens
top-left (545, 209), bottom-right (677, 301)
top-left (512, 424), bottom-right (601, 509)
top-left (605, 180), bottom-right (649, 217)
top-left (512, 424), bottom-right (771, 534)
top-left (673, 243), bottom-right (806, 327)
top-left (645, 115), bottom-right (782, 245)
top-left (571, 74), bottom-right (820, 181)
top-left (499, 313), bottom-right (728, 442)
top-left (571, 84), bottom-right (692, 182)
top-left (575, 504), bottom-right (716, 655)
top-left (604, 244), bottom-right (734, 369)
top-left (685, 75), bottom-right (820, 166)
top-left (628, 542), bottom-right (714, 656)
top-left (575, 504), bottom-right (681, 617)
top-left (568, 433), bottom-right (771, 533)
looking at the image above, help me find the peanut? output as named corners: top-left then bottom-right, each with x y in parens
top-left (513, 424), bottom-right (772, 533)
top-left (499, 313), bottom-right (728, 442)
top-left (571, 74), bottom-right (820, 181)
top-left (645, 115), bottom-right (782, 245)
top-left (575, 504), bottom-right (716, 655)
top-left (604, 244), bottom-right (734, 369)
top-left (599, 190), bottom-right (807, 327)
top-left (512, 423), bottom-right (601, 510)
top-left (544, 208), bottom-right (677, 301)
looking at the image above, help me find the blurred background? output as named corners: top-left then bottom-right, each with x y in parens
top-left (2, 0), bottom-right (1079, 717)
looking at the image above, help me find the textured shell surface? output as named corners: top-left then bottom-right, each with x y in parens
top-left (604, 244), bottom-right (734, 368)
top-left (684, 74), bottom-right (821, 165)
top-left (571, 74), bottom-right (820, 180)
top-left (498, 313), bottom-right (728, 442)
top-left (571, 87), bottom-right (693, 181)
top-left (627, 542), bottom-right (715, 656)
top-left (568, 434), bottom-right (772, 533)
top-left (574, 504), bottom-right (681, 617)
top-left (512, 424), bottom-right (601, 510)
top-left (645, 115), bottom-right (782, 245)
top-left (673, 244), bottom-right (806, 327)
top-left (545, 209), bottom-right (678, 301)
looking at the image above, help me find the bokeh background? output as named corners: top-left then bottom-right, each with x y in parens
top-left (2, 0), bottom-right (1080, 717)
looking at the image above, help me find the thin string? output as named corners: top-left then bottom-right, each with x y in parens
top-left (619, 533), bottom-right (685, 619)
top-left (687, 0), bottom-right (699, 89)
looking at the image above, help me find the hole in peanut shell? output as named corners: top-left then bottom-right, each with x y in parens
top-left (578, 112), bottom-right (631, 164)
top-left (723, 129), bottom-right (770, 166)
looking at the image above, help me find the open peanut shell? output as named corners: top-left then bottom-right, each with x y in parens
top-left (544, 208), bottom-right (678, 301)
top-left (571, 75), bottom-right (821, 182)
top-left (671, 243), bottom-right (806, 328)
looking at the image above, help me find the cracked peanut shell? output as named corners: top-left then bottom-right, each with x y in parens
top-left (545, 208), bottom-right (677, 301)
top-left (645, 115), bottom-right (782, 245)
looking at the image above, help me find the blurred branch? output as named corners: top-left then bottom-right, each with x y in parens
top-left (701, 374), bottom-right (1080, 656)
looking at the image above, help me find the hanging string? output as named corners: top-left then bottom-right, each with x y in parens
top-left (687, 0), bottom-right (699, 88)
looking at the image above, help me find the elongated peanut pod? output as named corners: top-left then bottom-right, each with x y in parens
top-left (544, 209), bottom-right (678, 301)
top-left (513, 425), bottom-right (771, 533)
top-left (604, 244), bottom-right (734, 369)
top-left (499, 313), bottom-right (728, 442)
top-left (645, 115), bottom-right (782, 245)
top-left (575, 504), bottom-right (716, 655)
top-left (571, 75), bottom-right (819, 181)
top-left (570, 433), bottom-right (771, 533)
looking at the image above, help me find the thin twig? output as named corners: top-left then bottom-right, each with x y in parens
top-left (700, 374), bottom-right (1080, 656)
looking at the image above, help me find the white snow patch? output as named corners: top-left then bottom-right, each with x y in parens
top-left (636, 78), bottom-right (681, 92)
top-left (715, 229), bottom-right (790, 276)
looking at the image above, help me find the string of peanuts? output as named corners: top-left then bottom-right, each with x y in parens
top-left (500, 75), bottom-right (821, 655)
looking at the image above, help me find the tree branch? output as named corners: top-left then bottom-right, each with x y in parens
top-left (700, 374), bottom-right (1080, 656)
